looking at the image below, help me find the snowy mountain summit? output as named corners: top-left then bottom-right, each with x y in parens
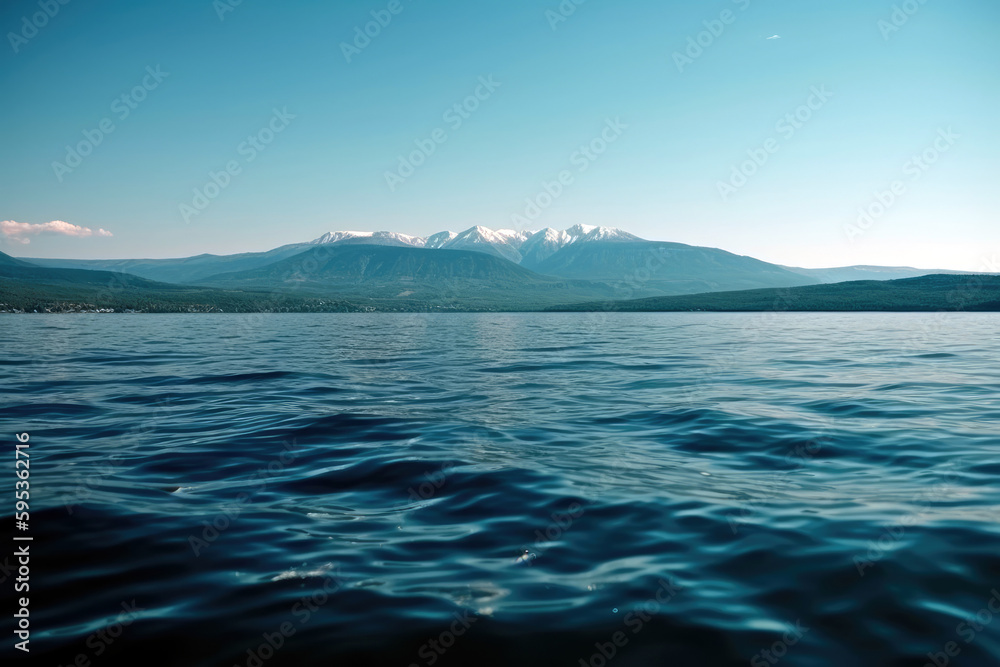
top-left (307, 224), bottom-right (641, 265)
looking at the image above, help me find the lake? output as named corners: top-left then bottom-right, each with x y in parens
top-left (2, 312), bottom-right (999, 666)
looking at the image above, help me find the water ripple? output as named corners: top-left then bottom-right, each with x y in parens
top-left (2, 312), bottom-right (998, 666)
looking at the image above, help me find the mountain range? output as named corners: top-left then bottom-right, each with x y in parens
top-left (0, 249), bottom-right (358, 314)
top-left (5, 224), bottom-right (995, 312)
top-left (305, 223), bottom-right (641, 266)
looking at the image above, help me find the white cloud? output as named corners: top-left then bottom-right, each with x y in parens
top-left (0, 220), bottom-right (113, 245)
top-left (766, 35), bottom-right (781, 40)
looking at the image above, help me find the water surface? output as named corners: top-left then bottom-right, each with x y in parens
top-left (2, 313), bottom-right (999, 666)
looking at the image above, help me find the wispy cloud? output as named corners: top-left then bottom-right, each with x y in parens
top-left (766, 35), bottom-right (781, 40)
top-left (0, 220), bottom-right (113, 245)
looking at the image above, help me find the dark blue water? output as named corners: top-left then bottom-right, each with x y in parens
top-left (2, 313), bottom-right (999, 666)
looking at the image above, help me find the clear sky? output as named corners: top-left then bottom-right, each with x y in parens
top-left (1, 0), bottom-right (997, 270)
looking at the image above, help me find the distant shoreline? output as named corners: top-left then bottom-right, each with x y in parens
top-left (4, 274), bottom-right (997, 315)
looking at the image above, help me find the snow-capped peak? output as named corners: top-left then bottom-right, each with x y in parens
top-left (308, 224), bottom-right (642, 263)
top-left (310, 230), bottom-right (373, 245)
top-left (424, 231), bottom-right (457, 249)
top-left (565, 224), bottom-right (597, 240)
top-left (309, 230), bottom-right (426, 247)
top-left (564, 224), bottom-right (638, 244)
top-left (451, 226), bottom-right (530, 246)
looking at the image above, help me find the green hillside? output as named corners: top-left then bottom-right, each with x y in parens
top-left (196, 244), bottom-right (619, 309)
top-left (529, 241), bottom-right (820, 295)
top-left (547, 274), bottom-right (1000, 312)
top-left (20, 243), bottom-right (313, 284)
top-left (0, 251), bottom-right (360, 313)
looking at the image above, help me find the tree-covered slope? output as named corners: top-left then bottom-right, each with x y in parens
top-left (547, 274), bottom-right (1000, 312)
top-left (196, 244), bottom-right (619, 309)
top-left (530, 241), bottom-right (820, 295)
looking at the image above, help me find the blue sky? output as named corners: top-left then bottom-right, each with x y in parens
top-left (0, 0), bottom-right (997, 270)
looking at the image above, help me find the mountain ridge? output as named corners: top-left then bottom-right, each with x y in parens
top-left (547, 274), bottom-right (1000, 312)
top-left (13, 225), bottom-right (993, 294)
top-left (305, 224), bottom-right (641, 265)
top-left (194, 244), bottom-right (621, 309)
